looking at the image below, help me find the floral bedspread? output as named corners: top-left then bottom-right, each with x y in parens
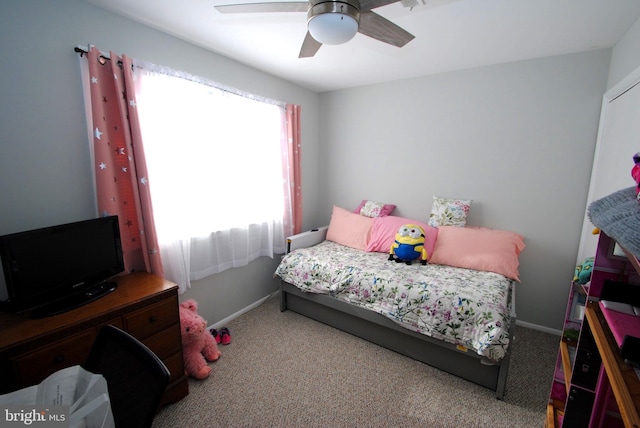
top-left (275, 240), bottom-right (514, 361)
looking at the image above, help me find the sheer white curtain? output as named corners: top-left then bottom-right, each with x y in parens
top-left (132, 65), bottom-right (288, 292)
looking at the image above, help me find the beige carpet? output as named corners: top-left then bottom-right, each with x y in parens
top-left (152, 295), bottom-right (558, 428)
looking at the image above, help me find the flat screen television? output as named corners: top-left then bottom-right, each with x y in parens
top-left (0, 215), bottom-right (124, 318)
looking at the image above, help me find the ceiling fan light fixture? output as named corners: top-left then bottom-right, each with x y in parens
top-left (308, 1), bottom-right (360, 45)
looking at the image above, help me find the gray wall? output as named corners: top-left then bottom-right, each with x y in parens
top-left (607, 17), bottom-right (640, 90)
top-left (0, 0), bottom-right (321, 324)
top-left (318, 50), bottom-right (612, 330)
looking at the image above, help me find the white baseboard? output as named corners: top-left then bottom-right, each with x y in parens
top-left (516, 319), bottom-right (562, 336)
top-left (208, 291), bottom-right (279, 331)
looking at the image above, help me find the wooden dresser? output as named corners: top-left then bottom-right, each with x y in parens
top-left (0, 271), bottom-right (188, 408)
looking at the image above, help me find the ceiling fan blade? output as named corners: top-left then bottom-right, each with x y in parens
top-left (359, 0), bottom-right (401, 12)
top-left (358, 11), bottom-right (415, 47)
top-left (215, 2), bottom-right (308, 13)
top-left (299, 31), bottom-right (322, 58)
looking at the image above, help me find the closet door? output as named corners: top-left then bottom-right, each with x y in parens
top-left (577, 71), bottom-right (640, 262)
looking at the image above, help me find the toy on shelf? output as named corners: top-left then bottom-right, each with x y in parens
top-left (574, 257), bottom-right (595, 285)
top-left (632, 152), bottom-right (640, 202)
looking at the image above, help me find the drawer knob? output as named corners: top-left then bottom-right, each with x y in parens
top-left (149, 315), bottom-right (158, 323)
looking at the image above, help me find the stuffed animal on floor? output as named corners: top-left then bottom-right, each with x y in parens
top-left (388, 224), bottom-right (428, 265)
top-left (574, 257), bottom-right (594, 285)
top-left (179, 299), bottom-right (221, 379)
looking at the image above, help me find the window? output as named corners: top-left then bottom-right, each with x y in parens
top-left (133, 67), bottom-right (290, 287)
top-left (80, 47), bottom-right (300, 292)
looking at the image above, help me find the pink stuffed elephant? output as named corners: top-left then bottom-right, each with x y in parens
top-left (179, 299), bottom-right (221, 379)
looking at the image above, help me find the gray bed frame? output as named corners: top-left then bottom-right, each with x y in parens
top-left (278, 226), bottom-right (516, 400)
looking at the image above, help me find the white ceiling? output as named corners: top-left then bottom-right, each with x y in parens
top-left (82, 0), bottom-right (640, 92)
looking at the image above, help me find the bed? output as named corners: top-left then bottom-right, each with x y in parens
top-left (275, 205), bottom-right (525, 399)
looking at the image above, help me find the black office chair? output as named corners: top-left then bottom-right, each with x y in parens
top-left (83, 325), bottom-right (170, 428)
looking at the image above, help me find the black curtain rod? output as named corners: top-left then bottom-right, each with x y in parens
top-left (74, 46), bottom-right (108, 58)
top-left (74, 46), bottom-right (109, 59)
top-left (73, 46), bottom-right (285, 106)
top-left (74, 46), bottom-right (124, 68)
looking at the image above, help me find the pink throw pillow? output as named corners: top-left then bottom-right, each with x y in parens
top-left (352, 200), bottom-right (396, 217)
top-left (326, 206), bottom-right (373, 251)
top-left (430, 226), bottom-right (525, 281)
top-left (366, 215), bottom-right (438, 259)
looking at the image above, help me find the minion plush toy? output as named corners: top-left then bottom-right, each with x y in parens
top-left (388, 224), bottom-right (428, 265)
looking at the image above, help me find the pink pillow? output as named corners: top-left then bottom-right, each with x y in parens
top-left (366, 215), bottom-right (438, 259)
top-left (353, 200), bottom-right (396, 217)
top-left (326, 206), bottom-right (373, 251)
top-left (430, 226), bottom-right (526, 281)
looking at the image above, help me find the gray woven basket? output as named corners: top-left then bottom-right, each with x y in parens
top-left (588, 186), bottom-right (640, 258)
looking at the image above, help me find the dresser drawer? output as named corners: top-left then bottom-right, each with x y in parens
top-left (164, 351), bottom-right (185, 383)
top-left (12, 329), bottom-right (95, 387)
top-left (142, 323), bottom-right (182, 360)
top-left (124, 297), bottom-right (179, 340)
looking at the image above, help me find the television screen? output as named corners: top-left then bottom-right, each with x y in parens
top-left (0, 215), bottom-right (124, 317)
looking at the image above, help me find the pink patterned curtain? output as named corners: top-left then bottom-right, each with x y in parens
top-left (284, 104), bottom-right (303, 235)
top-left (85, 47), bottom-right (163, 277)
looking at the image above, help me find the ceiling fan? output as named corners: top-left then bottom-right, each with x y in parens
top-left (214, 0), bottom-right (415, 58)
